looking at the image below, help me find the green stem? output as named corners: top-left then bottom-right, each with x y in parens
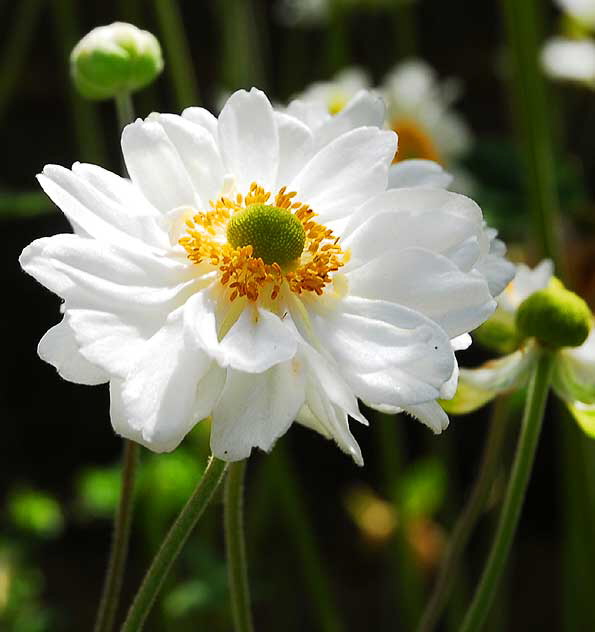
top-left (460, 350), bottom-right (555, 632)
top-left (393, 0), bottom-right (418, 59)
top-left (418, 397), bottom-right (512, 632)
top-left (0, 0), bottom-right (44, 122)
top-left (376, 413), bottom-right (423, 629)
top-left (224, 460), bottom-right (254, 632)
top-left (270, 446), bottom-right (344, 632)
top-left (94, 441), bottom-right (140, 632)
top-left (500, 0), bottom-right (563, 272)
top-left (51, 0), bottom-right (108, 165)
top-left (121, 457), bottom-right (228, 631)
top-left (115, 92), bottom-right (135, 129)
top-left (153, 0), bottom-right (201, 108)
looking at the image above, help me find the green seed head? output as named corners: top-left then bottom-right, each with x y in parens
top-left (226, 204), bottom-right (306, 266)
top-left (71, 22), bottom-right (163, 101)
top-left (516, 285), bottom-right (592, 349)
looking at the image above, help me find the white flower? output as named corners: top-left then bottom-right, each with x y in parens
top-left (555, 0), bottom-right (595, 29)
top-left (20, 88), bottom-right (511, 464)
top-left (446, 260), bottom-right (595, 439)
top-left (541, 37), bottom-right (595, 85)
top-left (380, 59), bottom-right (471, 168)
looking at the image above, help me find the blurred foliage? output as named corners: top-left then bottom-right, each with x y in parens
top-left (8, 489), bottom-right (64, 539)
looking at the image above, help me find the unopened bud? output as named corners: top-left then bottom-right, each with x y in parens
top-left (71, 22), bottom-right (163, 100)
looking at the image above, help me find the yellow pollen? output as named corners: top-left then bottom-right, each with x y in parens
top-left (179, 182), bottom-right (347, 302)
top-left (391, 118), bottom-right (442, 164)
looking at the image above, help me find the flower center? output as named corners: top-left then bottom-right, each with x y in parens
top-left (391, 118), bottom-right (442, 164)
top-left (328, 93), bottom-right (348, 115)
top-left (226, 203), bottom-right (306, 266)
top-left (179, 183), bottom-right (347, 303)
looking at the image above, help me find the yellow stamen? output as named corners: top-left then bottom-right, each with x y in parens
top-left (179, 183), bottom-right (346, 302)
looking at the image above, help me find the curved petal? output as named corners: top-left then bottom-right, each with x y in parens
top-left (442, 347), bottom-right (535, 414)
top-left (311, 296), bottom-right (454, 408)
top-left (210, 361), bottom-right (305, 461)
top-left (181, 106), bottom-right (219, 140)
top-left (403, 401), bottom-right (450, 433)
top-left (37, 167), bottom-right (166, 250)
top-left (119, 310), bottom-right (223, 452)
top-left (218, 307), bottom-right (299, 373)
top-left (38, 318), bottom-right (108, 385)
top-left (553, 330), bottom-right (595, 405)
top-left (289, 127), bottom-right (396, 222)
top-left (122, 118), bottom-right (198, 213)
top-left (388, 160), bottom-right (453, 190)
top-left (218, 88), bottom-right (279, 192)
top-left (273, 111), bottom-right (314, 187)
top-left (314, 90), bottom-right (386, 149)
top-left (346, 247), bottom-right (495, 338)
top-left (155, 114), bottom-right (225, 205)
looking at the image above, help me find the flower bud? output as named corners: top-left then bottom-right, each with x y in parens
top-left (516, 284), bottom-right (592, 349)
top-left (71, 22), bottom-right (163, 100)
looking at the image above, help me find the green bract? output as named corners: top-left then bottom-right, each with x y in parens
top-left (516, 285), bottom-right (592, 349)
top-left (71, 22), bottom-right (163, 100)
top-left (226, 204), bottom-right (306, 266)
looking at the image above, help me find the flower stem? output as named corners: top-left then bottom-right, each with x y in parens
top-left (153, 0), bottom-right (201, 108)
top-left (115, 92), bottom-right (135, 130)
top-left (269, 446), bottom-right (345, 632)
top-left (93, 440), bottom-right (139, 632)
top-left (417, 396), bottom-right (512, 632)
top-left (224, 460), bottom-right (254, 632)
top-left (121, 456), bottom-right (228, 631)
top-left (460, 350), bottom-right (555, 632)
top-left (499, 0), bottom-right (563, 272)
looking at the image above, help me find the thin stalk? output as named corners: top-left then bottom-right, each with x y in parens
top-left (94, 441), bottom-right (140, 632)
top-left (270, 446), bottom-right (345, 632)
top-left (51, 0), bottom-right (108, 164)
top-left (0, 0), bottom-right (44, 121)
top-left (418, 396), bottom-right (512, 632)
top-left (224, 460), bottom-right (254, 632)
top-left (500, 0), bottom-right (563, 272)
top-left (153, 0), bottom-right (201, 108)
top-left (115, 92), bottom-right (135, 129)
top-left (393, 0), bottom-right (418, 59)
top-left (460, 350), bottom-right (555, 632)
top-left (121, 457), bottom-right (228, 631)
top-left (376, 413), bottom-right (424, 629)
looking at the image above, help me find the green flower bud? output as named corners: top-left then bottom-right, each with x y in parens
top-left (516, 284), bottom-right (592, 349)
top-left (71, 22), bottom-right (163, 100)
top-left (473, 311), bottom-right (520, 354)
top-left (227, 204), bottom-right (306, 266)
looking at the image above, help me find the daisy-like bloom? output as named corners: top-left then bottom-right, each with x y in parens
top-left (445, 260), bottom-right (595, 438)
top-left (380, 60), bottom-right (471, 169)
top-left (20, 88), bottom-right (512, 464)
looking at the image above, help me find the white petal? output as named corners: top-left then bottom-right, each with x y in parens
top-left (388, 160), bottom-right (453, 189)
top-left (121, 118), bottom-right (198, 213)
top-left (314, 90), bottom-right (386, 148)
top-left (289, 127), bottom-right (396, 222)
top-left (210, 361), bottom-right (305, 461)
top-left (120, 310), bottom-right (223, 452)
top-left (38, 318), bottom-right (108, 385)
top-left (66, 309), bottom-right (149, 378)
top-left (37, 167), bottom-right (165, 249)
top-left (155, 114), bottom-right (225, 204)
top-left (20, 234), bottom-right (195, 315)
top-left (444, 347), bottom-right (535, 414)
top-left (553, 329), bottom-right (595, 405)
top-left (181, 106), bottom-right (219, 139)
top-left (347, 247), bottom-right (495, 338)
top-left (273, 111), bottom-right (314, 187)
top-left (541, 37), bottom-right (595, 83)
top-left (404, 401), bottom-right (449, 433)
top-left (218, 307), bottom-right (299, 373)
top-left (218, 88), bottom-right (279, 192)
top-left (451, 333), bottom-right (472, 350)
top-left (311, 296), bottom-right (454, 408)
top-left (498, 259), bottom-right (553, 313)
